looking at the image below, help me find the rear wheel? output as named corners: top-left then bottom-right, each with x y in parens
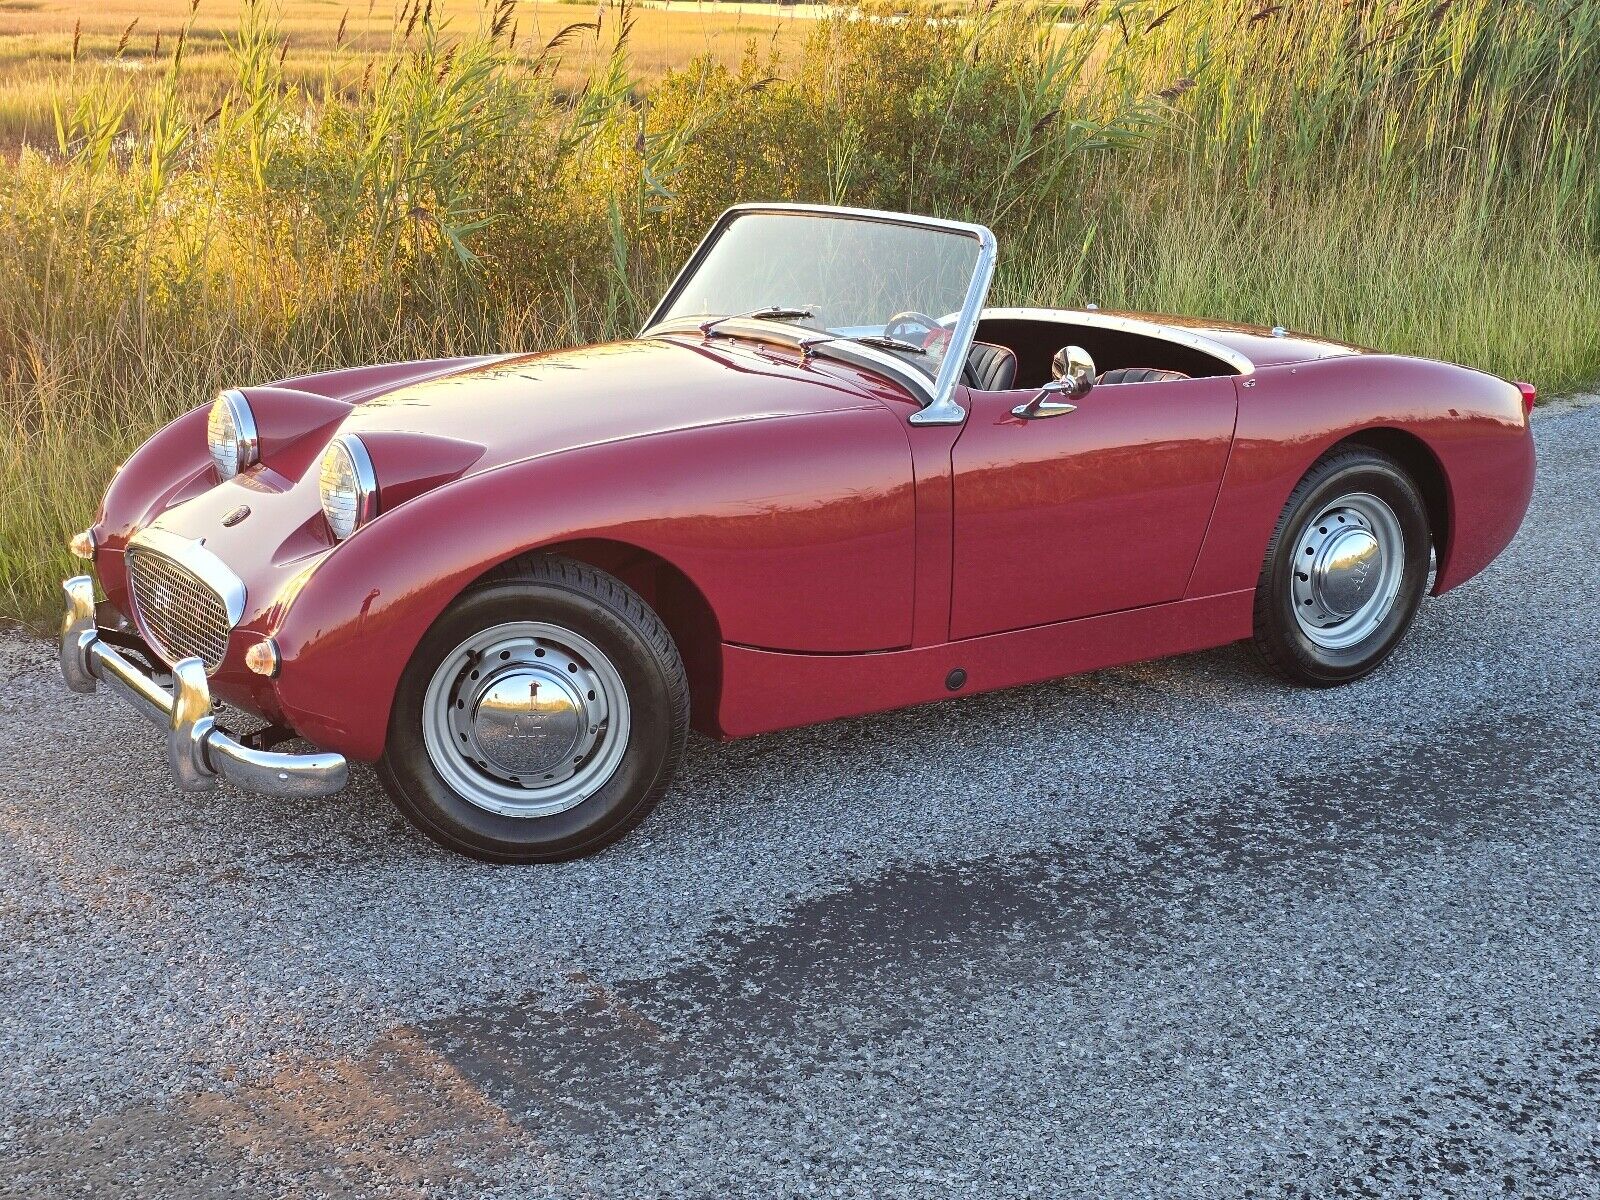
top-left (377, 555), bottom-right (689, 862)
top-left (1251, 447), bottom-right (1431, 686)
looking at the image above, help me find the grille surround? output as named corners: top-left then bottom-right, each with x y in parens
top-left (126, 543), bottom-right (233, 673)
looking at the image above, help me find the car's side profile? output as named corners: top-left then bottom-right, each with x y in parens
top-left (60, 204), bottom-right (1536, 861)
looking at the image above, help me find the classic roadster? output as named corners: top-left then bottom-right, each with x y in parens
top-left (60, 203), bottom-right (1536, 861)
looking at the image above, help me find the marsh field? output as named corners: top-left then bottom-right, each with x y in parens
top-left (1, 0), bottom-right (1597, 623)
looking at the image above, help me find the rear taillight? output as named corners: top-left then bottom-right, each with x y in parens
top-left (1515, 381), bottom-right (1536, 417)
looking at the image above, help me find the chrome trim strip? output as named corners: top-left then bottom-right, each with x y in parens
top-left (971, 307), bottom-right (1257, 376)
top-left (127, 526), bottom-right (248, 626)
top-left (214, 388), bottom-right (260, 479)
top-left (329, 432), bottom-right (380, 536)
top-left (641, 203), bottom-right (997, 427)
top-left (60, 577), bottom-right (349, 799)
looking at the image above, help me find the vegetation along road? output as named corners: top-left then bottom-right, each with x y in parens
top-left (4, 0), bottom-right (1600, 622)
top-left (2, 399), bottom-right (1597, 1196)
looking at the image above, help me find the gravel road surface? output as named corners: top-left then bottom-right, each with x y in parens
top-left (2, 403), bottom-right (1598, 1198)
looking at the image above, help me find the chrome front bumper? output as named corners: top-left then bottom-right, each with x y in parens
top-left (59, 576), bottom-right (349, 799)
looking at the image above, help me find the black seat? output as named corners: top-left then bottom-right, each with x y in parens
top-left (964, 341), bottom-right (1018, 391)
top-left (1096, 367), bottom-right (1190, 385)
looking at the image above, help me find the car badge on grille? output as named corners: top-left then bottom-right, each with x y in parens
top-left (221, 505), bottom-right (251, 527)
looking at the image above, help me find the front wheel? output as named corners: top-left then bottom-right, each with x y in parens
top-left (377, 555), bottom-right (690, 862)
top-left (1251, 446), bottom-right (1432, 686)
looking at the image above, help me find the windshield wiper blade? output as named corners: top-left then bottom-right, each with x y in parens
top-left (699, 305), bottom-right (815, 339)
top-left (801, 333), bottom-right (928, 360)
top-left (846, 333), bottom-right (927, 355)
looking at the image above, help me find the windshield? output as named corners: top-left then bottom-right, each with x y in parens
top-left (650, 210), bottom-right (987, 378)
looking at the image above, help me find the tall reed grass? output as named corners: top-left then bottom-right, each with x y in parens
top-left (2, 0), bottom-right (1598, 624)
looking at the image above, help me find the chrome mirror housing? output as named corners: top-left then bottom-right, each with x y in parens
top-left (1013, 345), bottom-right (1094, 419)
top-left (1051, 344), bottom-right (1095, 395)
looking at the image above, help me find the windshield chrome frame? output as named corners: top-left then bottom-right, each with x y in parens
top-left (640, 203), bottom-right (996, 427)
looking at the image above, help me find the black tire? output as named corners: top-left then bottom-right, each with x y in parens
top-left (1250, 446), bottom-right (1431, 687)
top-left (377, 555), bottom-right (689, 862)
top-left (1096, 367), bottom-right (1190, 385)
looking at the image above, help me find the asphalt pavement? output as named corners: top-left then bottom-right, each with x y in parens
top-left (2, 400), bottom-right (1598, 1198)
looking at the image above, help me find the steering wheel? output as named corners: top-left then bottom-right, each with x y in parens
top-left (883, 311), bottom-right (947, 346)
top-left (884, 310), bottom-right (960, 383)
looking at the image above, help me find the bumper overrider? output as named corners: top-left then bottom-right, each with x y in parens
top-left (59, 576), bottom-right (349, 799)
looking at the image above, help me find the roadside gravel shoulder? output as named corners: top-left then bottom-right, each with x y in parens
top-left (1, 400), bottom-right (1596, 1197)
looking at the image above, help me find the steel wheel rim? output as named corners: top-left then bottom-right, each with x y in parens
top-left (422, 621), bottom-right (631, 818)
top-left (1290, 491), bottom-right (1406, 651)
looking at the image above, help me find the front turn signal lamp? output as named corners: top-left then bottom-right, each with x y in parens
top-left (244, 638), bottom-right (281, 678)
top-left (69, 528), bottom-right (97, 560)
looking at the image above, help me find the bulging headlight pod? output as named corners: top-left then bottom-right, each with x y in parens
top-left (207, 389), bottom-right (259, 481)
top-left (319, 434), bottom-right (378, 540)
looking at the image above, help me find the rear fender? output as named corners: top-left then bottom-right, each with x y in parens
top-left (1187, 355), bottom-right (1533, 599)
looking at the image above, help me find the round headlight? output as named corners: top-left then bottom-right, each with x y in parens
top-left (319, 434), bottom-right (378, 540)
top-left (207, 389), bottom-right (259, 481)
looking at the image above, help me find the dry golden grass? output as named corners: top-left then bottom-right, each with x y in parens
top-left (0, 0), bottom-right (805, 63)
top-left (1, 0), bottom-right (1597, 625)
top-left (0, 0), bottom-right (808, 146)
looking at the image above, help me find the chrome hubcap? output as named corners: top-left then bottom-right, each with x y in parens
top-left (1311, 527), bottom-right (1382, 617)
top-left (1290, 492), bottom-right (1405, 650)
top-left (422, 622), bottom-right (630, 818)
top-left (463, 664), bottom-right (589, 778)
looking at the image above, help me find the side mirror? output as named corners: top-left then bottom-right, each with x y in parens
top-left (1012, 345), bottom-right (1094, 419)
top-left (1051, 344), bottom-right (1095, 393)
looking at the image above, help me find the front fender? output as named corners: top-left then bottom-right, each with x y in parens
top-left (95, 404), bottom-right (214, 608)
top-left (272, 407), bottom-right (916, 759)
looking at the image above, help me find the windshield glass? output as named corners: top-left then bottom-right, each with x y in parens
top-left (652, 211), bottom-right (986, 377)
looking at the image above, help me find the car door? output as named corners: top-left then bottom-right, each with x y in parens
top-left (947, 375), bottom-right (1239, 640)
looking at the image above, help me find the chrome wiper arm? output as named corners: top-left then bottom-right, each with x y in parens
top-left (699, 305), bottom-right (816, 339)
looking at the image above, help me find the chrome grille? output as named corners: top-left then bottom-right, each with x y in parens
top-left (126, 543), bottom-right (231, 672)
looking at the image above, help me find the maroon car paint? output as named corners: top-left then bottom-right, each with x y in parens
top-left (949, 373), bottom-right (1238, 637)
top-left (90, 316), bottom-right (1536, 759)
top-left (715, 590), bottom-right (1257, 738)
top-left (1184, 354), bottom-right (1535, 599)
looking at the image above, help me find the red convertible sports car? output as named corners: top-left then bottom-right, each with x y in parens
top-left (60, 203), bottom-right (1536, 861)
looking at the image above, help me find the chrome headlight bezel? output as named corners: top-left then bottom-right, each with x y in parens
top-left (319, 434), bottom-right (378, 541)
top-left (207, 389), bottom-right (259, 481)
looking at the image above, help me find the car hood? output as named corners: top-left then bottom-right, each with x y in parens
top-left (330, 335), bottom-right (900, 473)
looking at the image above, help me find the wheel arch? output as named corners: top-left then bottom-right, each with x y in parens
top-left (1332, 426), bottom-right (1451, 588)
top-left (475, 538), bottom-right (725, 737)
top-left (269, 405), bottom-right (920, 759)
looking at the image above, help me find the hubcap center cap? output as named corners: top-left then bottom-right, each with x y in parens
top-left (470, 666), bottom-right (586, 776)
top-left (1313, 528), bottom-right (1381, 617)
